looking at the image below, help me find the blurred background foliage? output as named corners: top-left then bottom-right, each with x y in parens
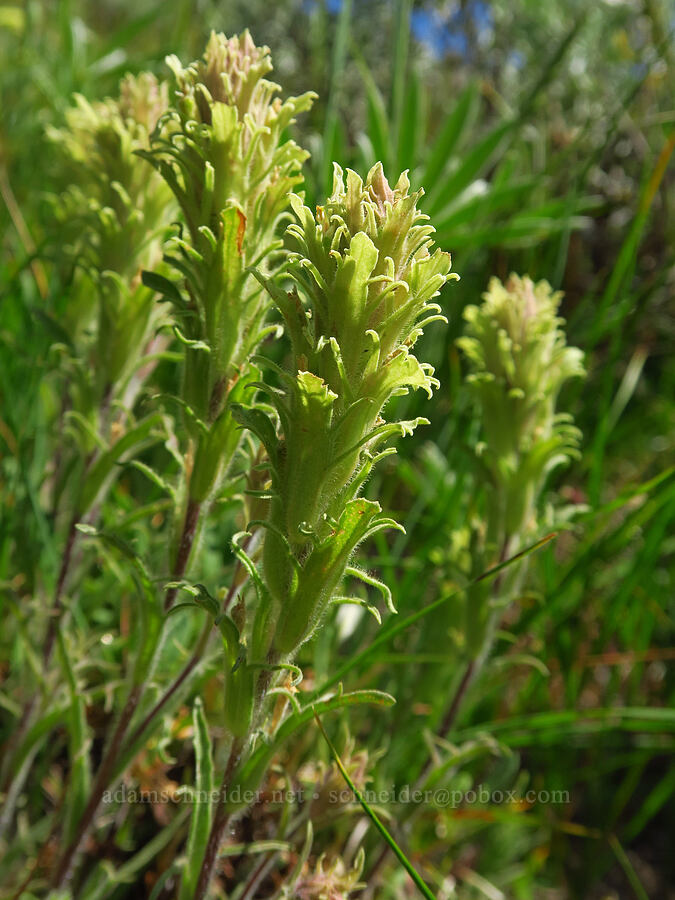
top-left (1, 1), bottom-right (674, 898)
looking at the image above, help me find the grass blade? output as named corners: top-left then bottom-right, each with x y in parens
top-left (391, 0), bottom-right (412, 164)
top-left (312, 533), bottom-right (556, 698)
top-left (314, 710), bottom-right (436, 900)
top-left (608, 834), bottom-right (649, 900)
top-left (56, 627), bottom-right (92, 845)
top-left (588, 132), bottom-right (675, 350)
top-left (420, 80), bottom-right (479, 190)
top-left (426, 121), bottom-right (511, 216)
top-left (356, 56), bottom-right (391, 173)
top-left (321, 0), bottom-right (352, 195)
top-left (397, 68), bottom-right (422, 173)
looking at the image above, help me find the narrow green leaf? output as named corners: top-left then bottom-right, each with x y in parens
top-left (179, 698), bottom-right (215, 900)
top-left (623, 765), bottom-right (675, 842)
top-left (225, 689), bottom-right (395, 813)
top-left (391, 0), bottom-right (412, 159)
top-left (322, 0), bottom-right (352, 194)
top-left (360, 63), bottom-right (391, 173)
top-left (82, 807), bottom-right (190, 900)
top-left (79, 413), bottom-right (165, 513)
top-left (141, 269), bottom-right (184, 306)
top-left (56, 628), bottom-right (91, 845)
top-left (396, 68), bottom-right (421, 173)
top-left (426, 121), bottom-right (512, 216)
top-left (608, 834), bottom-right (649, 900)
top-left (125, 460), bottom-right (177, 502)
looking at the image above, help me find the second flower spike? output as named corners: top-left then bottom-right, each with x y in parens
top-left (139, 32), bottom-right (315, 587)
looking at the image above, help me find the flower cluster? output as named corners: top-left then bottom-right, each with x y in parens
top-left (141, 31), bottom-right (315, 508)
top-left (457, 274), bottom-right (585, 545)
top-left (163, 30), bottom-right (315, 250)
top-left (237, 163), bottom-right (455, 659)
top-left (48, 73), bottom-right (173, 396)
top-left (293, 853), bottom-right (364, 900)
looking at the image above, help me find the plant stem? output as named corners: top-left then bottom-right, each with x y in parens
top-left (192, 658), bottom-right (278, 900)
top-left (364, 657), bottom-right (476, 894)
top-left (129, 542), bottom-right (256, 753)
top-left (238, 852), bottom-right (275, 900)
top-left (165, 496), bottom-right (203, 610)
top-left (47, 553), bottom-right (249, 889)
top-left (51, 683), bottom-right (143, 890)
top-left (43, 514), bottom-right (79, 663)
top-left (440, 658), bottom-right (476, 739)
top-left (418, 658), bottom-right (475, 784)
top-left (193, 737), bottom-right (244, 900)
top-left (367, 538), bottom-right (522, 890)
top-left (125, 618), bottom-right (213, 752)
top-left (3, 426), bottom-right (128, 791)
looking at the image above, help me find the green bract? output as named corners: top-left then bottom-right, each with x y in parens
top-left (141, 31), bottom-right (315, 509)
top-left (240, 163), bottom-right (455, 656)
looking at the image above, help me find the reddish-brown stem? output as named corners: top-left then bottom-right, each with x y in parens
top-left (192, 661), bottom-right (277, 899)
top-left (165, 496), bottom-right (202, 610)
top-left (436, 659), bottom-right (475, 748)
top-left (51, 683), bottom-right (143, 890)
top-left (126, 619), bottom-right (212, 752)
top-left (47, 538), bottom-right (253, 887)
top-left (43, 515), bottom-right (79, 662)
top-left (365, 659), bottom-right (476, 893)
top-left (368, 539), bottom-right (517, 891)
top-left (238, 852), bottom-right (275, 900)
top-left (130, 544), bottom-right (255, 751)
top-left (193, 737), bottom-right (244, 900)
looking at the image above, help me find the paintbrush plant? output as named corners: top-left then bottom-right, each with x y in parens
top-left (184, 162), bottom-right (455, 898)
top-left (457, 273), bottom-right (585, 653)
top-left (458, 274), bottom-right (585, 547)
top-left (0, 69), bottom-right (176, 858)
top-left (139, 30), bottom-right (316, 585)
top-left (47, 72), bottom-right (174, 419)
top-left (38, 71), bottom-right (175, 562)
top-left (240, 162), bottom-right (455, 661)
top-left (43, 32), bottom-right (317, 890)
top-left (1, 14), bottom-right (666, 900)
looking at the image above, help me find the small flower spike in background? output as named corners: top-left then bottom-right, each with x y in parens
top-left (40, 32), bottom-right (318, 891)
top-left (47, 73), bottom-right (174, 407)
top-left (0, 71), bottom-right (175, 834)
top-left (451, 273), bottom-right (585, 699)
top-left (458, 273), bottom-right (585, 560)
top-left (377, 273), bottom-right (586, 849)
top-left (41, 69), bottom-right (174, 630)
